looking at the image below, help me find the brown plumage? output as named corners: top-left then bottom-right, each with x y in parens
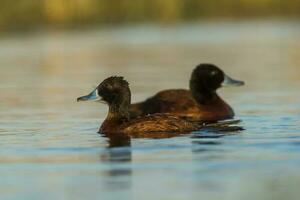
top-left (130, 64), bottom-right (244, 122)
top-left (130, 89), bottom-right (234, 122)
top-left (77, 76), bottom-right (203, 136)
top-left (101, 113), bottom-right (201, 136)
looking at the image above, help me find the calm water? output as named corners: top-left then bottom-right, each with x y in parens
top-left (0, 20), bottom-right (300, 200)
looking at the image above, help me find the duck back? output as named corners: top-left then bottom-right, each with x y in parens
top-left (130, 89), bottom-right (234, 122)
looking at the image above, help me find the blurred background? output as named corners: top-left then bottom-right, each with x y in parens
top-left (0, 0), bottom-right (300, 31)
top-left (1, 1), bottom-right (300, 200)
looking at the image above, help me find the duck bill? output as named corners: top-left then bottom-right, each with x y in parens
top-left (222, 74), bottom-right (245, 87)
top-left (77, 89), bottom-right (101, 102)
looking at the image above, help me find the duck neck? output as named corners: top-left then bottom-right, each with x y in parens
top-left (100, 94), bottom-right (131, 133)
top-left (107, 102), bottom-right (130, 122)
top-left (192, 89), bottom-right (218, 105)
top-left (190, 79), bottom-right (218, 104)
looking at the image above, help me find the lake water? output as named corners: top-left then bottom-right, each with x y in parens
top-left (0, 19), bottom-right (300, 200)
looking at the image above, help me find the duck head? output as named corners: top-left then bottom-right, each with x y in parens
top-left (77, 76), bottom-right (131, 120)
top-left (190, 63), bottom-right (244, 104)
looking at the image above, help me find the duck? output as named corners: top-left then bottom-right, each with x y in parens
top-left (77, 76), bottom-right (204, 136)
top-left (130, 63), bottom-right (244, 122)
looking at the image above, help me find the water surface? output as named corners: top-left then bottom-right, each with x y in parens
top-left (0, 20), bottom-right (300, 200)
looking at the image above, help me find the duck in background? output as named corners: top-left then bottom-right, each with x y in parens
top-left (130, 63), bottom-right (244, 122)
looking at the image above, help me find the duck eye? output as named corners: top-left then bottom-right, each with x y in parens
top-left (107, 84), bottom-right (114, 90)
top-left (211, 70), bottom-right (218, 76)
top-left (102, 83), bottom-right (112, 90)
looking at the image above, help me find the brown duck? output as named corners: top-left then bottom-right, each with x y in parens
top-left (77, 76), bottom-right (205, 136)
top-left (130, 63), bottom-right (244, 122)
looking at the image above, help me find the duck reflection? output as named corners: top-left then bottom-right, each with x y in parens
top-left (97, 121), bottom-right (244, 191)
top-left (105, 133), bottom-right (131, 149)
top-left (191, 125), bottom-right (243, 154)
top-left (99, 133), bottom-right (132, 191)
top-left (191, 132), bottom-right (223, 153)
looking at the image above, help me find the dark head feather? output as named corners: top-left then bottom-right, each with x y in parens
top-left (97, 76), bottom-right (131, 105)
top-left (190, 63), bottom-right (224, 93)
top-left (99, 76), bottom-right (129, 88)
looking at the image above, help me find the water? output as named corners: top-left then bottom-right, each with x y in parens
top-left (0, 19), bottom-right (300, 200)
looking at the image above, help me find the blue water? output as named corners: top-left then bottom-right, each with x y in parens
top-left (0, 20), bottom-right (300, 200)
